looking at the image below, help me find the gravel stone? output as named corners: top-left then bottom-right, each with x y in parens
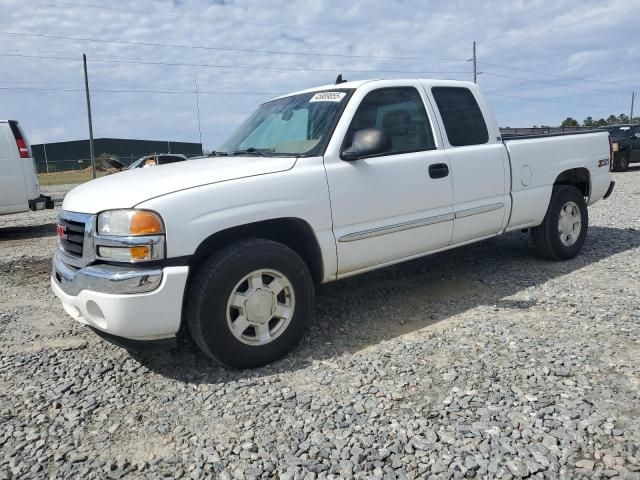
top-left (1, 173), bottom-right (640, 478)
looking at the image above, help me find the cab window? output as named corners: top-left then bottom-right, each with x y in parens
top-left (344, 87), bottom-right (436, 155)
top-left (432, 87), bottom-right (489, 146)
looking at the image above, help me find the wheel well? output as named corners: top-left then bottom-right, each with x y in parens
top-left (189, 218), bottom-right (324, 284)
top-left (554, 168), bottom-right (590, 198)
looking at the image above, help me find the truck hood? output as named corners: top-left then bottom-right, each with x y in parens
top-left (63, 155), bottom-right (297, 214)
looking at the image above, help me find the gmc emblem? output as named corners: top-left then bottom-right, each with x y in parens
top-left (56, 224), bottom-right (68, 240)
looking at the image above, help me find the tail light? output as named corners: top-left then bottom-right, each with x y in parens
top-left (15, 138), bottom-right (30, 158)
top-left (608, 134), bottom-right (613, 172)
top-left (8, 120), bottom-right (31, 158)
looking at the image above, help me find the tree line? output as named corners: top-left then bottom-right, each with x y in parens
top-left (559, 113), bottom-right (640, 128)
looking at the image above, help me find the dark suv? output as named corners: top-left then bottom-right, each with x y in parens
top-left (601, 124), bottom-right (640, 171)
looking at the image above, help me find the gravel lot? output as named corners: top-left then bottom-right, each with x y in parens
top-left (1, 171), bottom-right (639, 479)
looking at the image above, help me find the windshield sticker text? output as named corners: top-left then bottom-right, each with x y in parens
top-left (310, 92), bottom-right (346, 103)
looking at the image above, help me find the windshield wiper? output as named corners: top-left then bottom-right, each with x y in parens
top-left (208, 150), bottom-right (229, 157)
top-left (232, 147), bottom-right (272, 157)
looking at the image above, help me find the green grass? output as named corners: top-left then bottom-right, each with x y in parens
top-left (38, 170), bottom-right (109, 186)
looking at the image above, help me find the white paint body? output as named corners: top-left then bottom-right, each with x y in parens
top-left (0, 120), bottom-right (41, 215)
top-left (56, 79), bottom-right (612, 341)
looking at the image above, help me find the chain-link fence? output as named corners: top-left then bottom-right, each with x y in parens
top-left (31, 139), bottom-right (203, 174)
top-left (499, 126), bottom-right (601, 137)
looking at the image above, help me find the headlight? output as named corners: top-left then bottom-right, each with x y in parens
top-left (96, 209), bottom-right (165, 262)
top-left (97, 209), bottom-right (164, 236)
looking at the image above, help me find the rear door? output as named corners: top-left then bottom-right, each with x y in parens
top-left (0, 123), bottom-right (28, 214)
top-left (427, 86), bottom-right (510, 244)
top-left (323, 82), bottom-right (454, 275)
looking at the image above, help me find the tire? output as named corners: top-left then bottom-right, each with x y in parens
top-left (186, 239), bottom-right (313, 369)
top-left (530, 185), bottom-right (588, 260)
top-left (614, 152), bottom-right (630, 172)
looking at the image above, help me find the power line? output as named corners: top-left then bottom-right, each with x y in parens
top-left (0, 52), bottom-right (471, 76)
top-left (485, 92), bottom-right (627, 110)
top-left (480, 60), bottom-right (639, 89)
top-left (46, 0), bottom-right (444, 40)
top-left (482, 71), bottom-right (630, 96)
top-left (0, 86), bottom-right (284, 95)
top-left (0, 30), bottom-right (467, 63)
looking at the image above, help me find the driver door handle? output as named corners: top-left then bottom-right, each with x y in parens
top-left (429, 163), bottom-right (449, 179)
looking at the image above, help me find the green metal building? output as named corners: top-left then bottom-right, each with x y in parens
top-left (31, 138), bottom-right (203, 173)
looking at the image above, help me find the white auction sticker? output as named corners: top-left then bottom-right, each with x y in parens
top-left (309, 91), bottom-right (346, 102)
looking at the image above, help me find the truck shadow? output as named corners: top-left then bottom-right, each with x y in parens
top-left (133, 225), bottom-right (640, 383)
top-left (0, 223), bottom-right (57, 240)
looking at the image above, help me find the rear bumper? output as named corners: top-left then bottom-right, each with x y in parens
top-left (51, 251), bottom-right (189, 341)
top-left (29, 194), bottom-right (54, 211)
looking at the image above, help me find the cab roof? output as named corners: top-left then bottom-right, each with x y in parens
top-left (272, 78), bottom-right (477, 101)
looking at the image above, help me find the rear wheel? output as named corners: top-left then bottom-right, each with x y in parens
top-left (530, 185), bottom-right (588, 260)
top-left (186, 239), bottom-right (313, 369)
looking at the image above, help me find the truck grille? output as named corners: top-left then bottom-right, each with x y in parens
top-left (59, 216), bottom-right (86, 258)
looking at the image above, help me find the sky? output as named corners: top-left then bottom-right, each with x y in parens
top-left (1, 0), bottom-right (639, 150)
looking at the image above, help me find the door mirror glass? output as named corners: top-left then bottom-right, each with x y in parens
top-left (342, 128), bottom-right (391, 160)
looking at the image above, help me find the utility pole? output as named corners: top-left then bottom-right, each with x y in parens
top-left (83, 54), bottom-right (96, 179)
top-left (472, 41), bottom-right (477, 83)
top-left (631, 91), bottom-right (635, 123)
top-left (43, 143), bottom-right (50, 176)
top-left (195, 78), bottom-right (203, 155)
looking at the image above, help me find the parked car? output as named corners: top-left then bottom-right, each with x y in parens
top-left (0, 119), bottom-right (53, 215)
top-left (51, 78), bottom-right (614, 368)
top-left (600, 124), bottom-right (640, 171)
top-left (127, 153), bottom-right (188, 169)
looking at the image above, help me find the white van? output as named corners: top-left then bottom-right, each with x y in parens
top-left (0, 119), bottom-right (52, 215)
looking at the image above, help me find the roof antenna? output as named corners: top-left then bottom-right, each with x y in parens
top-left (335, 74), bottom-right (347, 84)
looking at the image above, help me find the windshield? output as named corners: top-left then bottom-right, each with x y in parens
top-left (219, 90), bottom-right (352, 157)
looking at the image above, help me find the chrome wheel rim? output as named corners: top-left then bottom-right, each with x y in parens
top-left (226, 269), bottom-right (295, 346)
top-left (558, 201), bottom-right (582, 247)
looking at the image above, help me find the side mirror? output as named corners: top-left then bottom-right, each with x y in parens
top-left (342, 128), bottom-right (391, 161)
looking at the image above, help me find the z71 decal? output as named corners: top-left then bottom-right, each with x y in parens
top-left (598, 158), bottom-right (610, 168)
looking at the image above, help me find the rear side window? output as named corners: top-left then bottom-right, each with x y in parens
top-left (431, 87), bottom-right (489, 146)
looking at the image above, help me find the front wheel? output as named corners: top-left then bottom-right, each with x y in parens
top-left (530, 185), bottom-right (588, 260)
top-left (186, 239), bottom-right (314, 369)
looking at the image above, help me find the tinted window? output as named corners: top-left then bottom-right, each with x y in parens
top-left (432, 87), bottom-right (489, 146)
top-left (345, 87), bottom-right (435, 155)
top-left (159, 155), bottom-right (185, 164)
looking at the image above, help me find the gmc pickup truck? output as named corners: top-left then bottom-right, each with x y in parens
top-left (52, 79), bottom-right (615, 368)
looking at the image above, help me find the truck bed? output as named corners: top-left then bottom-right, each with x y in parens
top-left (502, 130), bottom-right (611, 232)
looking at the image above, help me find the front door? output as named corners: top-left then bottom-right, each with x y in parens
top-left (323, 84), bottom-right (454, 276)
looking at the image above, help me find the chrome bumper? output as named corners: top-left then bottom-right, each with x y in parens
top-left (52, 250), bottom-right (163, 296)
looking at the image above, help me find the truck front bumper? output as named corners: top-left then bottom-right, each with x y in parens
top-left (51, 250), bottom-right (189, 343)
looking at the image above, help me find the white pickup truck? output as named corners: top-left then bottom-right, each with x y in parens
top-left (52, 79), bottom-right (615, 368)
